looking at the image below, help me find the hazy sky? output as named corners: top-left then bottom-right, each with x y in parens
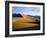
top-left (12, 6), bottom-right (40, 16)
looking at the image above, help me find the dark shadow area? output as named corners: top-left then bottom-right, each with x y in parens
top-left (28, 20), bottom-right (40, 24)
top-left (12, 26), bottom-right (40, 31)
top-left (12, 14), bottom-right (23, 17)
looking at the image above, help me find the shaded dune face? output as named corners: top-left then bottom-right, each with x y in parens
top-left (12, 15), bottom-right (40, 29)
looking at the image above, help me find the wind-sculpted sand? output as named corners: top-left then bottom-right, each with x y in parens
top-left (12, 16), bottom-right (40, 29)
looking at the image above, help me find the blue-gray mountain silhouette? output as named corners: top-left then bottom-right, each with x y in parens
top-left (12, 14), bottom-right (23, 17)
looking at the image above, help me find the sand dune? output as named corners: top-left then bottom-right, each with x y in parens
top-left (12, 15), bottom-right (40, 29)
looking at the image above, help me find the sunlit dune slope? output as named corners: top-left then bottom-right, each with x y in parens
top-left (12, 16), bottom-right (39, 23)
top-left (12, 14), bottom-right (40, 29)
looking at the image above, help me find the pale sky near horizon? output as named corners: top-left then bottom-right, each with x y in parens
top-left (12, 6), bottom-right (40, 16)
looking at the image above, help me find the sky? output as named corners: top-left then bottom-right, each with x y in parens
top-left (12, 6), bottom-right (40, 16)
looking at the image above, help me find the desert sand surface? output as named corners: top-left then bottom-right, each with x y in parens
top-left (12, 15), bottom-right (40, 30)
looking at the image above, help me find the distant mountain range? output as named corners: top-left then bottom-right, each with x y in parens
top-left (12, 14), bottom-right (40, 19)
top-left (27, 15), bottom-right (40, 19)
top-left (12, 14), bottom-right (23, 17)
